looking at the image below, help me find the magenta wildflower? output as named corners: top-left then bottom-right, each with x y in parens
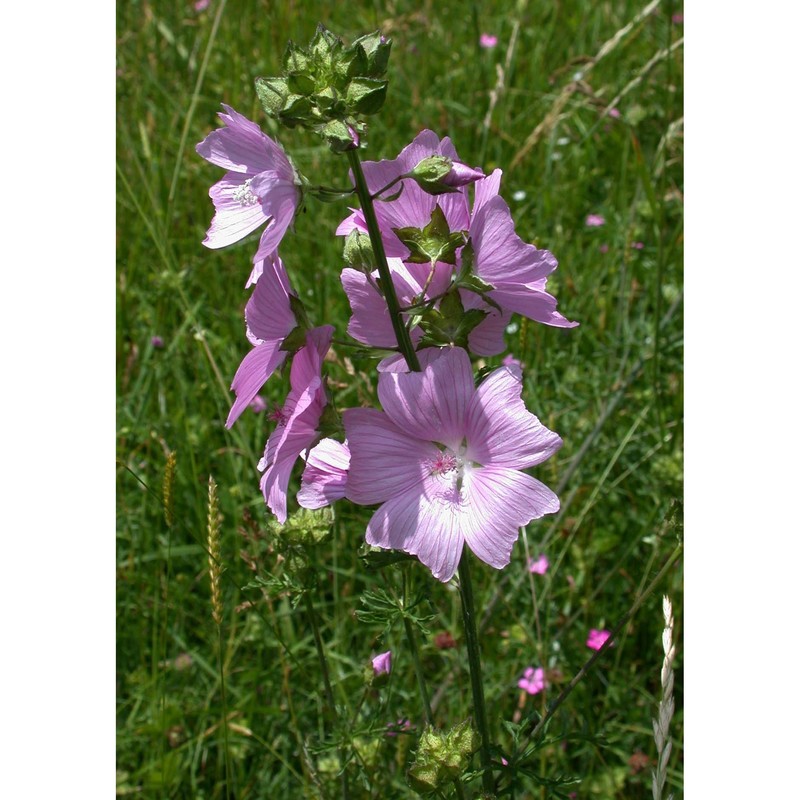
top-left (196, 105), bottom-right (301, 269)
top-left (226, 254), bottom-right (298, 428)
top-left (632, 241), bottom-right (644, 250)
top-left (672, 12), bottom-right (683, 24)
top-left (585, 214), bottom-right (605, 227)
top-left (151, 335), bottom-right (164, 348)
top-left (371, 650), bottom-right (392, 676)
top-left (386, 718), bottom-right (412, 737)
top-left (527, 554), bottom-right (549, 574)
top-left (479, 33), bottom-right (498, 49)
top-left (194, 0), bottom-right (209, 10)
top-left (608, 107), bottom-right (621, 119)
top-left (258, 326), bottom-right (334, 522)
top-left (517, 666), bottom-right (546, 695)
top-left (344, 348), bottom-right (562, 582)
top-left (297, 438), bottom-right (350, 510)
top-left (586, 628), bottom-right (611, 651)
top-left (599, 243), bottom-right (609, 254)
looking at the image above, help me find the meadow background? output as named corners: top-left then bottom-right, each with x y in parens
top-left (116, 0), bottom-right (684, 797)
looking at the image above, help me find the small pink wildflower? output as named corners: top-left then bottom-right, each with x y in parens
top-left (585, 214), bottom-right (605, 227)
top-left (480, 33), bottom-right (498, 49)
top-left (608, 107), bottom-right (621, 119)
top-left (249, 395), bottom-right (267, 414)
top-left (501, 757), bottom-right (509, 766)
top-left (527, 554), bottom-right (549, 574)
top-left (386, 718), bottom-right (412, 737)
top-left (672, 12), bottom-right (683, 24)
top-left (586, 628), bottom-right (611, 651)
top-left (151, 335), bottom-right (164, 348)
top-left (632, 241), bottom-right (644, 250)
top-left (517, 666), bottom-right (546, 695)
top-left (599, 244), bottom-right (609, 254)
top-left (372, 650), bottom-right (392, 676)
top-left (194, 0), bottom-right (210, 11)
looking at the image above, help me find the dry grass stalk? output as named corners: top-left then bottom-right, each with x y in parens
top-left (207, 475), bottom-right (223, 626)
top-left (652, 594), bottom-right (676, 800)
top-left (162, 450), bottom-right (177, 529)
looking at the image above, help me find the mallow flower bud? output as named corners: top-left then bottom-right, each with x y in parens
top-left (406, 155), bottom-right (484, 195)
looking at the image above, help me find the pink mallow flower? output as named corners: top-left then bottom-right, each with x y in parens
top-left (480, 33), bottom-right (498, 49)
top-left (196, 105), bottom-right (301, 275)
top-left (518, 666), bottom-right (546, 695)
top-left (371, 650), bottom-right (392, 676)
top-left (527, 554), bottom-right (549, 574)
top-left (586, 628), bottom-right (611, 651)
top-left (258, 326), bottom-right (333, 522)
top-left (343, 347), bottom-right (562, 582)
top-left (298, 438), bottom-right (350, 510)
top-left (585, 214), bottom-right (605, 227)
top-left (468, 170), bottom-right (578, 329)
top-left (225, 254), bottom-right (298, 428)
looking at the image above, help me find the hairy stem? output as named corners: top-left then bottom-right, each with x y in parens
top-left (457, 550), bottom-right (494, 795)
top-left (402, 568), bottom-right (434, 726)
top-left (346, 149), bottom-right (421, 372)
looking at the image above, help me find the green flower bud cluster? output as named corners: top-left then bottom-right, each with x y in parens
top-left (407, 721), bottom-right (481, 794)
top-left (265, 507), bottom-right (333, 581)
top-left (255, 24), bottom-right (391, 152)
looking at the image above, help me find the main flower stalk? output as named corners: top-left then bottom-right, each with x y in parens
top-left (458, 549), bottom-right (495, 794)
top-left (346, 149), bottom-right (421, 372)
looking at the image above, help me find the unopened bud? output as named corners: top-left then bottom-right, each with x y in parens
top-left (343, 229), bottom-right (376, 270)
top-left (406, 155), bottom-right (484, 195)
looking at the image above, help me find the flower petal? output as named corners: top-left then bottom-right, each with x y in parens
top-left (490, 284), bottom-right (579, 328)
top-left (343, 408), bottom-right (438, 505)
top-left (245, 254), bottom-right (297, 343)
top-left (378, 346), bottom-right (473, 448)
top-left (461, 467), bottom-right (559, 570)
top-left (365, 475), bottom-right (466, 582)
top-left (226, 342), bottom-right (288, 428)
top-left (466, 364), bottom-right (562, 468)
top-left (203, 174), bottom-right (270, 249)
top-left (297, 438), bottom-right (350, 509)
top-left (196, 105), bottom-right (293, 176)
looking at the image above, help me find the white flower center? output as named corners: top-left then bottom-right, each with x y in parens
top-left (233, 178), bottom-right (260, 207)
top-left (427, 444), bottom-right (474, 498)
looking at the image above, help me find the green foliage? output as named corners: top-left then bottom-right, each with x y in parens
top-left (117, 1), bottom-right (683, 797)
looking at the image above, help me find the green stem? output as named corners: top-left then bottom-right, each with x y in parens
top-left (402, 569), bottom-right (434, 726)
top-left (346, 149), bottom-right (421, 372)
top-left (457, 550), bottom-right (494, 795)
top-left (304, 591), bottom-right (350, 800)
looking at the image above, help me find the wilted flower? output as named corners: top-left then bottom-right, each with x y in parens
top-left (479, 33), bottom-right (498, 49)
top-left (585, 214), bottom-right (605, 227)
top-left (586, 628), bottom-right (611, 651)
top-left (226, 254), bottom-right (298, 428)
top-left (258, 326), bottom-right (333, 522)
top-left (517, 666), bottom-right (545, 695)
top-left (344, 348), bottom-right (561, 582)
top-left (196, 105), bottom-right (301, 274)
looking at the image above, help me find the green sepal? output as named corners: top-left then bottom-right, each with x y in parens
top-left (282, 40), bottom-right (310, 75)
top-left (418, 290), bottom-right (488, 350)
top-left (343, 229), bottom-right (376, 271)
top-left (345, 77), bottom-right (388, 115)
top-left (359, 546), bottom-right (418, 571)
top-left (406, 155), bottom-right (460, 195)
top-left (352, 31), bottom-right (392, 76)
top-left (255, 76), bottom-right (289, 116)
top-left (318, 118), bottom-right (359, 152)
top-left (454, 241), bottom-right (501, 311)
top-left (309, 24), bottom-right (342, 67)
top-left (279, 325), bottom-right (308, 353)
top-left (286, 72), bottom-right (316, 96)
top-left (288, 293), bottom-right (311, 329)
top-left (279, 93), bottom-right (314, 125)
top-left (393, 205), bottom-right (466, 265)
top-left (316, 404), bottom-right (344, 439)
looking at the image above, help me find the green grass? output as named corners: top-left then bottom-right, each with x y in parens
top-left (117, 1), bottom-right (683, 797)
